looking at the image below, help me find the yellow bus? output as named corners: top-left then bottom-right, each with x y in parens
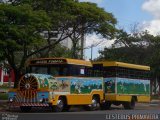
top-left (8, 58), bottom-right (104, 112)
top-left (8, 58), bottom-right (151, 112)
top-left (92, 61), bottom-right (151, 109)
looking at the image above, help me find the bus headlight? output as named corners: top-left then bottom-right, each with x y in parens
top-left (9, 97), bottom-right (13, 102)
top-left (39, 98), bottom-right (43, 103)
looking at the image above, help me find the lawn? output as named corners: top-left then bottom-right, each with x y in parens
top-left (0, 93), bottom-right (8, 100)
top-left (0, 84), bottom-right (9, 100)
top-left (151, 95), bottom-right (160, 100)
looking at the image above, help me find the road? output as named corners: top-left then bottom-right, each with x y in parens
top-left (0, 102), bottom-right (160, 120)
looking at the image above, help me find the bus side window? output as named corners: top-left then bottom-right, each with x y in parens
top-left (80, 68), bottom-right (85, 75)
top-left (59, 67), bottom-right (68, 76)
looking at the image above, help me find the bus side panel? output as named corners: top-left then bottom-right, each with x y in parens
top-left (105, 94), bottom-right (131, 102)
top-left (70, 78), bottom-right (103, 94)
top-left (137, 96), bottom-right (151, 102)
top-left (104, 77), bottom-right (150, 102)
top-left (116, 78), bottom-right (150, 95)
top-left (105, 94), bottom-right (150, 102)
top-left (51, 77), bottom-right (104, 105)
top-left (67, 94), bottom-right (92, 105)
top-left (68, 77), bottom-right (103, 105)
top-left (104, 78), bottom-right (116, 94)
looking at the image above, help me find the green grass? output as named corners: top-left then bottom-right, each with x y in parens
top-left (0, 84), bottom-right (10, 89)
top-left (0, 93), bottom-right (8, 100)
top-left (151, 95), bottom-right (160, 100)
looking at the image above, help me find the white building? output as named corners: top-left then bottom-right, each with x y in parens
top-left (41, 31), bottom-right (86, 58)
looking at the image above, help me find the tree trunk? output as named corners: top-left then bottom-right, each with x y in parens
top-left (71, 42), bottom-right (78, 59)
top-left (14, 69), bottom-right (22, 88)
top-left (80, 32), bottom-right (84, 60)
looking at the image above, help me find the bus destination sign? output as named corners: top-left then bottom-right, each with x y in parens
top-left (30, 59), bottom-right (66, 64)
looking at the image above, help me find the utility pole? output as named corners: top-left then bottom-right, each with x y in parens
top-left (90, 44), bottom-right (94, 61)
top-left (80, 32), bottom-right (84, 60)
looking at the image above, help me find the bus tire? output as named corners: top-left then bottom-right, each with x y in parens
top-left (123, 97), bottom-right (136, 109)
top-left (100, 102), bottom-right (111, 110)
top-left (52, 98), bottom-right (65, 112)
top-left (20, 106), bottom-right (32, 112)
top-left (84, 96), bottom-right (100, 111)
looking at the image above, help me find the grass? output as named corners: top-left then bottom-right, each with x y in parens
top-left (0, 93), bottom-right (8, 100)
top-left (0, 83), bottom-right (11, 89)
top-left (0, 86), bottom-right (9, 90)
top-left (151, 95), bottom-right (160, 100)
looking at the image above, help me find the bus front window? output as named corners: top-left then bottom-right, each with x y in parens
top-left (29, 65), bottom-right (68, 76)
top-left (50, 67), bottom-right (68, 76)
top-left (31, 66), bottom-right (48, 74)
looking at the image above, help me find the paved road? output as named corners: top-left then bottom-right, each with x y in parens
top-left (1, 110), bottom-right (160, 120)
top-left (0, 102), bottom-right (160, 120)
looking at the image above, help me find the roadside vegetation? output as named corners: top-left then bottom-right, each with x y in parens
top-left (0, 93), bottom-right (8, 100)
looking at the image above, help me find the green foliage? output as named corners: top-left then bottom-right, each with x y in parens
top-left (20, 0), bottom-right (118, 59)
top-left (0, 3), bottom-right (50, 87)
top-left (49, 44), bottom-right (73, 58)
top-left (0, 4), bottom-right (50, 53)
top-left (97, 30), bottom-right (160, 92)
top-left (0, 93), bottom-right (8, 100)
top-left (0, 0), bottom-right (118, 87)
top-left (97, 30), bottom-right (155, 65)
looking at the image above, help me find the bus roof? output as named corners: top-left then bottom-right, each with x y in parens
top-left (92, 61), bottom-right (150, 71)
top-left (28, 58), bottom-right (92, 67)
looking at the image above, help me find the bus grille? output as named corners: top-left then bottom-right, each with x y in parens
top-left (9, 90), bottom-right (49, 108)
top-left (14, 90), bottom-right (38, 103)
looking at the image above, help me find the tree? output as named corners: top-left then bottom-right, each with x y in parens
top-left (12, 0), bottom-right (118, 59)
top-left (49, 44), bottom-right (73, 58)
top-left (97, 30), bottom-right (160, 95)
top-left (0, 4), bottom-right (50, 87)
top-left (1, 0), bottom-right (118, 88)
top-left (66, 2), bottom-right (118, 59)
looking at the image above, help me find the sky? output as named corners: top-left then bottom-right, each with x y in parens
top-left (80, 0), bottom-right (160, 60)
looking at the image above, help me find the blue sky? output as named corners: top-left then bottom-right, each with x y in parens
top-left (80, 0), bottom-right (160, 60)
top-left (103, 0), bottom-right (152, 31)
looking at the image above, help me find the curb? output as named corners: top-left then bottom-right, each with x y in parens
top-left (0, 90), bottom-right (8, 93)
top-left (150, 100), bottom-right (160, 104)
top-left (0, 100), bottom-right (8, 103)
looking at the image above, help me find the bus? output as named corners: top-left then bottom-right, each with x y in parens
top-left (92, 61), bottom-right (151, 109)
top-left (8, 58), bottom-right (151, 112)
top-left (8, 58), bottom-right (104, 112)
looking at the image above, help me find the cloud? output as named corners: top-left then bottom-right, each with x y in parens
top-left (142, 0), bottom-right (160, 18)
top-left (84, 34), bottom-right (114, 60)
top-left (142, 20), bottom-right (160, 35)
top-left (85, 34), bottom-right (114, 49)
top-left (142, 0), bottom-right (160, 35)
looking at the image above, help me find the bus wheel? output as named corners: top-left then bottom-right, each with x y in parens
top-left (52, 98), bottom-right (64, 112)
top-left (84, 96), bottom-right (100, 111)
top-left (123, 98), bottom-right (136, 109)
top-left (100, 102), bottom-right (111, 110)
top-left (20, 106), bottom-right (32, 112)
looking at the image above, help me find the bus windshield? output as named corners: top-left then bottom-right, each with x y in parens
top-left (29, 65), bottom-right (68, 76)
top-left (31, 66), bottom-right (48, 74)
top-left (27, 58), bottom-right (92, 77)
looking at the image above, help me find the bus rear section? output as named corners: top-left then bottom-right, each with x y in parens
top-left (92, 61), bottom-right (151, 109)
